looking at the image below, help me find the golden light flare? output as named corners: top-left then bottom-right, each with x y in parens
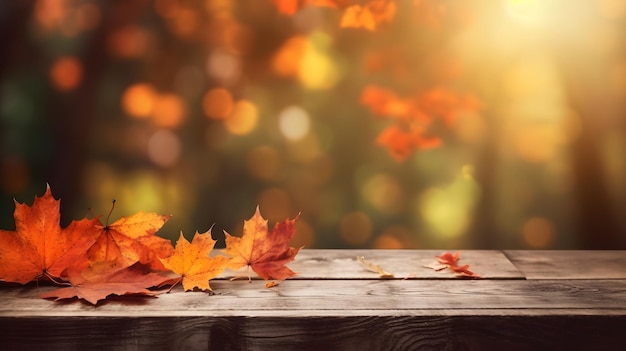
top-left (598, 0), bottom-right (626, 19)
top-left (49, 56), bottom-right (82, 91)
top-left (504, 0), bottom-right (546, 25)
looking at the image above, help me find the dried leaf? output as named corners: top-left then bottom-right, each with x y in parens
top-left (357, 256), bottom-right (394, 278)
top-left (423, 261), bottom-right (448, 271)
top-left (265, 281), bottom-right (279, 288)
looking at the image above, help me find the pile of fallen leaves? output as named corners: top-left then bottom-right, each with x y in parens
top-left (0, 186), bottom-right (301, 304)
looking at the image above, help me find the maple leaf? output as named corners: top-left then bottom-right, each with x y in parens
top-left (426, 251), bottom-right (479, 278)
top-left (360, 84), bottom-right (479, 161)
top-left (357, 256), bottom-right (394, 278)
top-left (435, 251), bottom-right (460, 266)
top-left (159, 230), bottom-right (230, 291)
top-left (222, 207), bottom-right (301, 280)
top-left (40, 262), bottom-right (172, 305)
top-left (0, 186), bottom-right (100, 284)
top-left (272, 0), bottom-right (339, 16)
top-left (86, 209), bottom-right (174, 271)
top-left (376, 125), bottom-right (442, 161)
top-left (340, 0), bottom-right (396, 31)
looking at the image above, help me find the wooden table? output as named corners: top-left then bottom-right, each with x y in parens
top-left (1, 250), bottom-right (625, 350)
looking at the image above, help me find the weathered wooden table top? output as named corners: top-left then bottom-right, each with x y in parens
top-left (1, 250), bottom-right (626, 350)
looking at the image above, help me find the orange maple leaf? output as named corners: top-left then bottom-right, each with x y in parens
top-left (340, 0), bottom-right (396, 31)
top-left (0, 186), bottom-right (100, 284)
top-left (360, 84), bottom-right (479, 161)
top-left (434, 251), bottom-right (479, 278)
top-left (159, 230), bottom-right (230, 291)
top-left (272, 0), bottom-right (339, 15)
top-left (376, 125), bottom-right (441, 161)
top-left (222, 207), bottom-right (301, 280)
top-left (40, 262), bottom-right (172, 305)
top-left (86, 209), bottom-right (174, 271)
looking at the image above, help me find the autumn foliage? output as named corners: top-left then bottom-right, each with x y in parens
top-left (360, 85), bottom-right (480, 161)
top-left (271, 0), bottom-right (480, 161)
top-left (427, 251), bottom-right (480, 278)
top-left (222, 207), bottom-right (301, 280)
top-left (0, 186), bottom-right (300, 304)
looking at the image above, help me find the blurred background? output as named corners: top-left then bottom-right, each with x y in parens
top-left (1, 0), bottom-right (625, 249)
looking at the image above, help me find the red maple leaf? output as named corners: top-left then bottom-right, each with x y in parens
top-left (40, 262), bottom-right (172, 305)
top-left (434, 251), bottom-right (479, 278)
top-left (221, 207), bottom-right (301, 280)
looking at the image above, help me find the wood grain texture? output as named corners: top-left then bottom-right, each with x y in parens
top-left (505, 250), bottom-right (626, 279)
top-left (2, 279), bottom-right (626, 316)
top-left (217, 249), bottom-right (524, 280)
top-left (1, 315), bottom-right (624, 350)
top-left (2, 250), bottom-right (626, 350)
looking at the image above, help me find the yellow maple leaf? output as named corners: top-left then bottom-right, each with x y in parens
top-left (160, 230), bottom-right (230, 291)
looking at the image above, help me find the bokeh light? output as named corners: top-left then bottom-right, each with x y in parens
top-left (122, 84), bottom-right (156, 118)
top-left (147, 129), bottom-right (182, 167)
top-left (297, 33), bottom-right (340, 90)
top-left (224, 100), bottom-right (258, 135)
top-left (418, 167), bottom-right (480, 240)
top-left (4, 0), bottom-right (626, 250)
top-left (207, 49), bottom-right (241, 83)
top-left (108, 25), bottom-right (151, 59)
top-left (361, 173), bottom-right (404, 215)
top-left (522, 216), bottom-right (555, 248)
top-left (152, 93), bottom-right (186, 128)
top-left (279, 105), bottom-right (311, 141)
top-left (202, 88), bottom-right (234, 120)
top-left (49, 56), bottom-right (82, 91)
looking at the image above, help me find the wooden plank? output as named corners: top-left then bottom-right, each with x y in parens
top-left (505, 250), bottom-right (626, 279)
top-left (1, 315), bottom-right (624, 350)
top-left (1, 250), bottom-right (626, 350)
top-left (2, 279), bottom-right (626, 316)
top-left (216, 249), bottom-right (524, 280)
